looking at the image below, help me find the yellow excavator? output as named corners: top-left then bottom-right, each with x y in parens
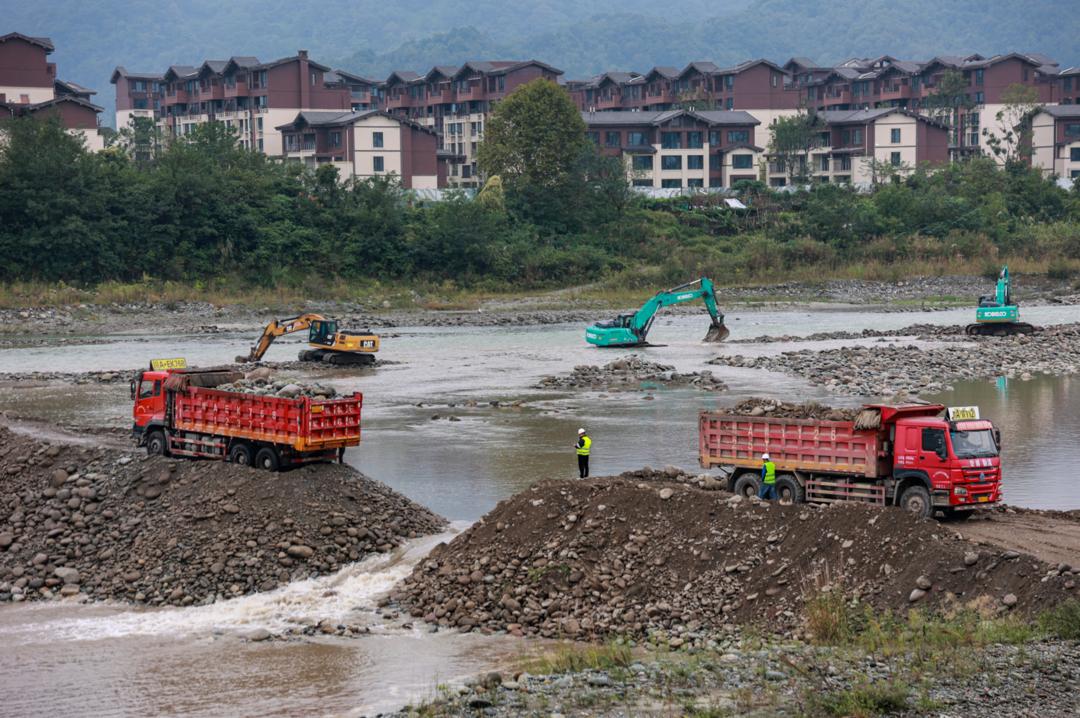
top-left (238, 313), bottom-right (380, 366)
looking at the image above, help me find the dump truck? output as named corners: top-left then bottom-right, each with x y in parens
top-left (699, 403), bottom-right (1002, 518)
top-left (131, 362), bottom-right (362, 471)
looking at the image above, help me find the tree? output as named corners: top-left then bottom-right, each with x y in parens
top-left (982, 83), bottom-right (1042, 167)
top-left (924, 70), bottom-right (976, 145)
top-left (109, 116), bottom-right (164, 168)
top-left (861, 157), bottom-right (913, 187)
top-left (768, 111), bottom-right (820, 185)
top-left (478, 78), bottom-right (589, 191)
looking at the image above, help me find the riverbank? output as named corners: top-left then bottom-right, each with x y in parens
top-left (2, 273), bottom-right (1078, 339)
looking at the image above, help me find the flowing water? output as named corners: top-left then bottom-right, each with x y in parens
top-left (2, 303), bottom-right (1079, 716)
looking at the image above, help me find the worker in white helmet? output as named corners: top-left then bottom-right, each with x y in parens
top-left (758, 452), bottom-right (776, 501)
top-left (575, 428), bottom-right (592, 478)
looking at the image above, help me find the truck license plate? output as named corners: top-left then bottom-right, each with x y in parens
top-left (978, 495), bottom-right (989, 502)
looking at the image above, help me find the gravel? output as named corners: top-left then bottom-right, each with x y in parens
top-left (537, 355), bottom-right (727, 393)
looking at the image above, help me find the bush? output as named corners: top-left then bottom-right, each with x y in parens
top-left (1039, 600), bottom-right (1080, 639)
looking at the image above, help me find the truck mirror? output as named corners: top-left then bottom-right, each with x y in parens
top-left (994, 429), bottom-right (1001, 449)
top-left (129, 379), bottom-right (137, 401)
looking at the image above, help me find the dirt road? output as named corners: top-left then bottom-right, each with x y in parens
top-left (959, 510), bottom-right (1080, 567)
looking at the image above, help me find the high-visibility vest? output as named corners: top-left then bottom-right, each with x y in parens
top-left (577, 436), bottom-right (592, 456)
top-left (763, 460), bottom-right (776, 484)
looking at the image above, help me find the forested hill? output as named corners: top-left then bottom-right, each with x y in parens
top-left (7, 0), bottom-right (1079, 125)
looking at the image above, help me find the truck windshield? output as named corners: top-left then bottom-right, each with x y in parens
top-left (950, 429), bottom-right (998, 459)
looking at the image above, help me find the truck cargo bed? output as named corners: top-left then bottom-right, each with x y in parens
top-left (170, 387), bottom-right (362, 452)
top-left (699, 413), bottom-right (883, 478)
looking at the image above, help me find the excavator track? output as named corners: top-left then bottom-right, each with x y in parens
top-left (298, 349), bottom-right (376, 366)
top-left (963, 322), bottom-right (1036, 337)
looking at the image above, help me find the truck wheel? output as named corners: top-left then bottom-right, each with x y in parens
top-left (146, 431), bottom-right (167, 457)
top-left (255, 447), bottom-right (280, 472)
top-left (776, 474), bottom-right (805, 505)
top-left (733, 473), bottom-right (760, 499)
top-left (228, 442), bottom-right (253, 466)
top-left (899, 485), bottom-right (932, 518)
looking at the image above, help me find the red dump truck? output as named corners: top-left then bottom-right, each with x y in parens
top-left (699, 403), bottom-right (1002, 518)
top-left (131, 362), bottom-right (362, 471)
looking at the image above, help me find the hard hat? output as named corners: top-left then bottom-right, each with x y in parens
top-left (761, 453), bottom-right (770, 460)
top-left (578, 428), bottom-right (586, 435)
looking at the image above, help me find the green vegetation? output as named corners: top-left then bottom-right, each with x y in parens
top-left (1038, 599), bottom-right (1080, 639)
top-left (806, 681), bottom-right (912, 717)
top-left (2, 79), bottom-right (1078, 305)
top-left (527, 641), bottom-right (635, 674)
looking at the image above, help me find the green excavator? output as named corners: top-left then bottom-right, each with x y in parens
top-left (585, 277), bottom-right (729, 347)
top-left (965, 266), bottom-right (1036, 336)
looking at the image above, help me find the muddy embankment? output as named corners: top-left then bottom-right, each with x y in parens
top-left (0, 427), bottom-right (445, 611)
top-left (712, 322), bottom-right (1080, 397)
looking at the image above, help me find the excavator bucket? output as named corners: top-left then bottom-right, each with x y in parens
top-left (703, 320), bottom-right (730, 343)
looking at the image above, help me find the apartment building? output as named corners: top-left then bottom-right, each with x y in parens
top-left (571, 59), bottom-right (801, 128)
top-left (1031, 106), bottom-right (1080, 181)
top-left (583, 109), bottom-right (763, 188)
top-left (276, 109), bottom-right (446, 188)
top-left (0, 32), bottom-right (104, 150)
top-left (764, 108), bottom-right (949, 186)
top-left (324, 70), bottom-right (382, 111)
top-left (381, 60), bottom-right (563, 185)
top-left (111, 67), bottom-right (164, 128)
top-left (1057, 67), bottom-right (1080, 106)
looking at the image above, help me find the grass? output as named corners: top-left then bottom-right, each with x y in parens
top-left (527, 641), bottom-right (635, 675)
top-left (806, 681), bottom-right (912, 717)
top-left (1038, 600), bottom-right (1080, 639)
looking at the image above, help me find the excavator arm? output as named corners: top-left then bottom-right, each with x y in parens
top-left (586, 277), bottom-right (728, 347)
top-left (241, 313), bottom-right (325, 362)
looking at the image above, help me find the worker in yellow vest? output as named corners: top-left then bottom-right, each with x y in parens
top-left (576, 428), bottom-right (592, 478)
top-left (758, 452), bottom-right (777, 501)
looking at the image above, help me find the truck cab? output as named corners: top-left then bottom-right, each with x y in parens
top-left (891, 415), bottom-right (1001, 514)
top-left (130, 369), bottom-right (171, 444)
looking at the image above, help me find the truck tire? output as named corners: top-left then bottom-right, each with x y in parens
top-left (776, 474), bottom-right (805, 505)
top-left (229, 442), bottom-right (253, 467)
top-left (733, 473), bottom-right (760, 499)
top-left (255, 447), bottom-right (280, 472)
top-left (146, 431), bottom-right (167, 457)
top-left (899, 485), bottom-right (932, 518)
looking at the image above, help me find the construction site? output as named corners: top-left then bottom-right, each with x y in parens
top-left (2, 273), bottom-right (1080, 716)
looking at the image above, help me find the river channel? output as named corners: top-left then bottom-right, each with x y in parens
top-left (1, 303), bottom-right (1078, 716)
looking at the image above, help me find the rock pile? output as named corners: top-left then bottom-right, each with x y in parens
top-left (215, 376), bottom-right (339, 399)
top-left (0, 428), bottom-right (445, 605)
top-left (393, 478), bottom-right (1074, 644)
top-left (537, 355), bottom-right (727, 392)
top-left (728, 323), bottom-right (964, 344)
top-left (711, 323), bottom-right (1080, 397)
top-left (728, 398), bottom-right (860, 421)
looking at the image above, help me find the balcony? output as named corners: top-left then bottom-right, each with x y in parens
top-left (596, 94), bottom-right (623, 110)
top-left (427, 88), bottom-right (454, 103)
top-left (879, 84), bottom-right (910, 101)
top-left (224, 81), bottom-right (248, 98)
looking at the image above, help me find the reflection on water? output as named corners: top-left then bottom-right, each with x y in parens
top-left (931, 374), bottom-right (1080, 510)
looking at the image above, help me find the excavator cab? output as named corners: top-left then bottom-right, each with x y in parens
top-left (309, 319), bottom-right (338, 347)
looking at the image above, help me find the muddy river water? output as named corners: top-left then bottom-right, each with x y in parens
top-left (1, 303), bottom-right (1078, 716)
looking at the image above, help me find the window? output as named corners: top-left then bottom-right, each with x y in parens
top-left (1067, 123), bottom-right (1080, 137)
top-left (687, 131), bottom-right (703, 148)
top-left (840, 128), bottom-right (863, 146)
top-left (1065, 77), bottom-right (1073, 91)
top-left (661, 132), bottom-right (681, 149)
top-left (725, 98), bottom-right (733, 110)
top-left (329, 131), bottom-right (341, 148)
top-left (890, 151), bottom-right (901, 167)
top-left (708, 130), bottom-right (721, 146)
top-left (922, 428), bottom-right (947, 457)
top-left (724, 75), bottom-right (733, 89)
top-left (19, 94), bottom-right (29, 104)
top-left (632, 155), bottom-right (653, 171)
top-left (687, 155), bottom-right (704, 170)
top-left (632, 179), bottom-right (653, 187)
top-left (605, 131), bottom-right (620, 147)
top-left (373, 156), bottom-right (384, 172)
top-left (373, 131), bottom-right (384, 148)
top-left (974, 91), bottom-right (984, 104)
top-left (462, 165), bottom-right (471, 178)
top-left (587, 131), bottom-right (600, 144)
top-left (838, 156), bottom-right (851, 171)
top-left (975, 69), bottom-right (984, 85)
top-left (687, 178), bottom-right (704, 187)
top-left (710, 154), bottom-right (721, 170)
top-left (771, 73), bottom-right (779, 87)
top-left (311, 71), bottom-right (318, 85)
top-left (709, 177), bottom-right (723, 187)
top-left (1071, 148), bottom-right (1080, 162)
top-left (890, 128), bottom-right (901, 143)
top-left (732, 154), bottom-right (752, 169)
top-left (1072, 170), bottom-right (1080, 178)
top-left (137, 379), bottom-right (160, 399)
top-left (661, 155), bottom-right (682, 170)
top-left (661, 179), bottom-right (682, 188)
top-left (628, 131), bottom-right (648, 146)
top-left (257, 139), bottom-right (263, 151)
top-left (819, 155), bottom-right (829, 172)
top-left (727, 130), bottom-right (749, 144)
top-left (472, 122), bottom-right (480, 137)
top-left (256, 118), bottom-right (263, 131)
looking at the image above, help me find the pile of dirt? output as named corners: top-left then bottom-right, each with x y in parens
top-left (0, 427), bottom-right (445, 605)
top-left (215, 377), bottom-right (339, 399)
top-left (392, 478), bottom-right (1075, 644)
top-left (536, 355), bottom-right (727, 392)
top-left (727, 398), bottom-right (861, 421)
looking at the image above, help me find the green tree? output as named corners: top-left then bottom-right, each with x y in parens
top-left (982, 83), bottom-right (1042, 167)
top-left (768, 111), bottom-right (820, 184)
top-left (924, 70), bottom-right (976, 145)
